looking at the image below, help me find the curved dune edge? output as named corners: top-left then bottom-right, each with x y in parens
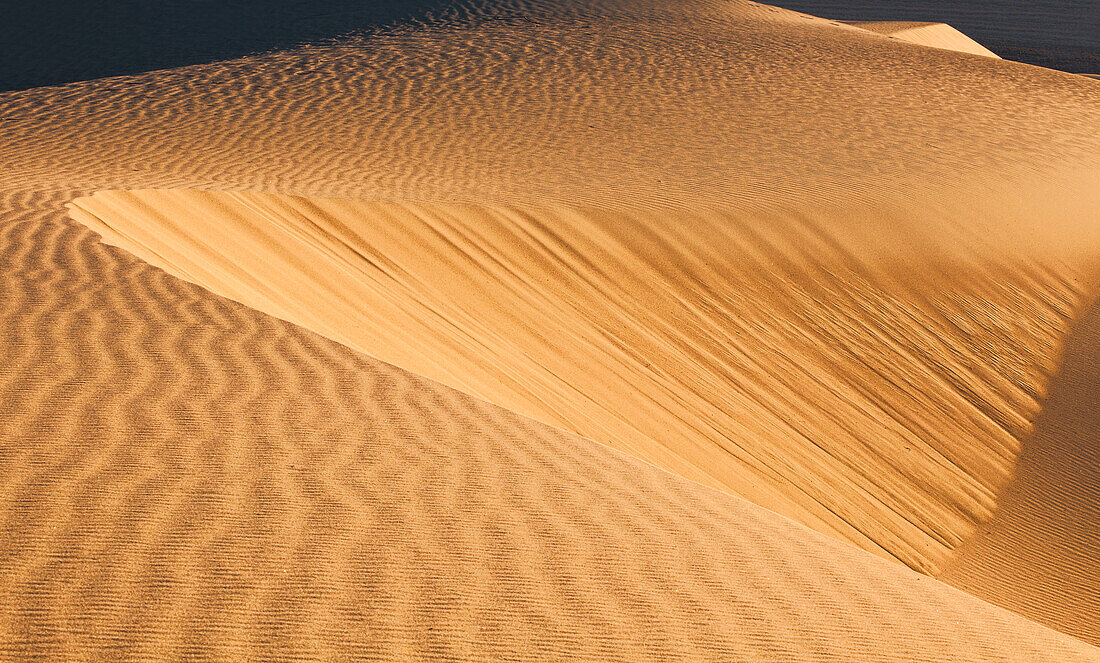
top-left (69, 189), bottom-right (1094, 579)
top-left (941, 294), bottom-right (1100, 644)
top-left (843, 21), bottom-right (1001, 59)
top-left (0, 223), bottom-right (1096, 662)
top-left (2, 0), bottom-right (1099, 656)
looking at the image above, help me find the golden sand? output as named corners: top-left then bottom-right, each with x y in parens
top-left (0, 0), bottom-right (1097, 658)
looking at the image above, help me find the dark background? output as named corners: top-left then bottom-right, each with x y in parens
top-left (774, 0), bottom-right (1100, 74)
top-left (0, 0), bottom-right (1097, 92)
top-left (0, 0), bottom-right (447, 91)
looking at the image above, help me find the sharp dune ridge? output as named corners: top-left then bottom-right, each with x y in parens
top-left (1, 0), bottom-right (1099, 658)
top-left (771, 0), bottom-right (1100, 73)
top-left (66, 189), bottom-right (1092, 577)
top-left (843, 21), bottom-right (1001, 58)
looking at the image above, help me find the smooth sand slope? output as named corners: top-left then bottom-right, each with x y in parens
top-left (68, 189), bottom-right (1092, 578)
top-left (773, 0), bottom-right (1099, 73)
top-left (844, 21), bottom-right (1000, 58)
top-left (1, 0), bottom-right (1099, 657)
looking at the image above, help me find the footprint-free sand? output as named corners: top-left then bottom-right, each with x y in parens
top-left (2, 0), bottom-right (1098, 658)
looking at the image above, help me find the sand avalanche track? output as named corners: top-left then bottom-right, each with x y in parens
top-left (67, 190), bottom-right (1092, 579)
top-left (1, 0), bottom-right (1099, 658)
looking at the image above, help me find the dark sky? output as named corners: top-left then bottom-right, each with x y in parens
top-left (773, 0), bottom-right (1099, 74)
top-left (1, 0), bottom-right (1096, 92)
top-left (0, 0), bottom-right (447, 91)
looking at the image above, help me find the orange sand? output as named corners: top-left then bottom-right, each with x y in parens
top-left (0, 0), bottom-right (1098, 658)
top-left (844, 21), bottom-right (1002, 58)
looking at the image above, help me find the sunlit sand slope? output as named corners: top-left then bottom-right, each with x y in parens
top-left (0, 206), bottom-right (1097, 660)
top-left (844, 22), bottom-right (1000, 58)
top-left (70, 189), bottom-right (1095, 578)
top-left (772, 0), bottom-right (1098, 73)
top-left (1, 0), bottom-right (1099, 654)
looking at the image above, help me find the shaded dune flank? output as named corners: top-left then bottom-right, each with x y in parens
top-left (69, 190), bottom-right (1092, 578)
top-left (941, 294), bottom-right (1100, 644)
top-left (1, 0), bottom-right (1099, 657)
top-left (0, 203), bottom-right (1096, 661)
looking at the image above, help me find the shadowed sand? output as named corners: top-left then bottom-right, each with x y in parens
top-left (941, 295), bottom-right (1100, 643)
top-left (774, 0), bottom-right (1100, 73)
top-left (1, 0), bottom-right (1099, 658)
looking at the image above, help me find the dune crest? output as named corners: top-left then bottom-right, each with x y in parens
top-left (69, 189), bottom-right (1095, 577)
top-left (844, 21), bottom-right (1000, 58)
top-left (2, 0), bottom-right (1099, 655)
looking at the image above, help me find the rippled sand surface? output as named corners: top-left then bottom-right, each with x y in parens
top-left (1, 0), bottom-right (1099, 658)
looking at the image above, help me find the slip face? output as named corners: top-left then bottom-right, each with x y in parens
top-left (67, 189), bottom-right (1092, 579)
top-left (1, 0), bottom-right (1099, 657)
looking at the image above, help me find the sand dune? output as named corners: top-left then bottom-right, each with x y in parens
top-left (0, 209), bottom-right (1094, 659)
top-left (68, 189), bottom-right (1093, 579)
top-left (2, 0), bottom-right (1100, 657)
top-left (773, 0), bottom-right (1099, 73)
top-left (844, 22), bottom-right (1000, 58)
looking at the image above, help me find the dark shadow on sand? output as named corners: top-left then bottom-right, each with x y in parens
top-left (941, 291), bottom-right (1100, 645)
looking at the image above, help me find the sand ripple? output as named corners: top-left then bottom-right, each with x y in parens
top-left (1, 0), bottom-right (1099, 655)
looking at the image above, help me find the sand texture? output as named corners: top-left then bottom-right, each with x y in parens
top-left (0, 235), bottom-right (1095, 660)
top-left (1, 0), bottom-right (1099, 658)
top-left (772, 0), bottom-right (1099, 73)
top-left (67, 190), bottom-right (1090, 578)
top-left (939, 295), bottom-right (1100, 643)
top-left (844, 22), bottom-right (1001, 58)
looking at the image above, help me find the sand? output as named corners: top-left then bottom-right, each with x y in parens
top-left (1, 0), bottom-right (1099, 659)
top-left (65, 189), bottom-right (1090, 578)
top-left (772, 0), bottom-right (1100, 73)
top-left (844, 21), bottom-right (1001, 58)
